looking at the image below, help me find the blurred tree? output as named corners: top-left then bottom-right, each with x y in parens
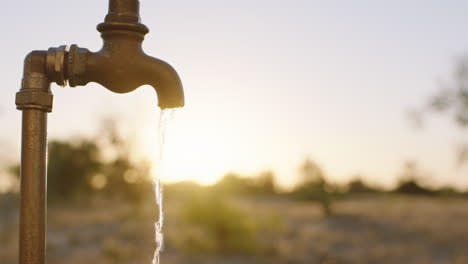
top-left (9, 138), bottom-right (104, 201)
top-left (419, 55), bottom-right (468, 164)
top-left (8, 117), bottom-right (153, 203)
top-left (293, 158), bottom-right (332, 217)
top-left (0, 141), bottom-right (20, 193)
top-left (214, 171), bottom-right (278, 196)
top-left (346, 177), bottom-right (379, 194)
top-left (48, 139), bottom-right (102, 200)
top-left (432, 56), bottom-right (468, 124)
top-left (8, 140), bottom-right (103, 200)
top-left (164, 180), bottom-right (204, 201)
top-left (394, 161), bottom-right (435, 195)
top-left (94, 118), bottom-right (153, 204)
top-left (215, 172), bottom-right (251, 195)
top-left (253, 171), bottom-right (276, 195)
top-left (6, 164), bottom-right (20, 193)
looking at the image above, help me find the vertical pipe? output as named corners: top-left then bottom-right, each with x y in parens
top-left (106, 0), bottom-right (140, 22)
top-left (19, 109), bottom-right (47, 264)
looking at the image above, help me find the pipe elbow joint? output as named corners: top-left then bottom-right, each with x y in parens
top-left (16, 51), bottom-right (53, 112)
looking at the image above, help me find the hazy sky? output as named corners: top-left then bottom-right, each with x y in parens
top-left (2, 0), bottom-right (468, 188)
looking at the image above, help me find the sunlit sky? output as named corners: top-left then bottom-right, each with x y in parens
top-left (2, 0), bottom-right (468, 189)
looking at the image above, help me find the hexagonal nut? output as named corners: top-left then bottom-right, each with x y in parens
top-left (46, 45), bottom-right (67, 87)
top-left (15, 90), bottom-right (53, 112)
top-left (68, 44), bottom-right (89, 87)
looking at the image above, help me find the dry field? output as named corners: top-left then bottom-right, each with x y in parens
top-left (1, 194), bottom-right (468, 264)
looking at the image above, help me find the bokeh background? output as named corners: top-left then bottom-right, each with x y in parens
top-left (2, 0), bottom-right (468, 263)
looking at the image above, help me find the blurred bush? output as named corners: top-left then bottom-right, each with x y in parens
top-left (343, 175), bottom-right (382, 194)
top-left (164, 181), bottom-right (205, 201)
top-left (8, 118), bottom-right (153, 204)
top-left (176, 189), bottom-right (281, 255)
top-left (394, 179), bottom-right (436, 195)
top-left (47, 140), bottom-right (102, 200)
top-left (291, 158), bottom-right (333, 217)
top-left (214, 171), bottom-right (277, 196)
top-left (393, 161), bottom-right (436, 196)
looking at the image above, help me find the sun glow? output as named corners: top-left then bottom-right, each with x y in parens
top-left (157, 135), bottom-right (229, 185)
top-left (141, 110), bottom-right (238, 185)
top-left (136, 105), bottom-right (299, 188)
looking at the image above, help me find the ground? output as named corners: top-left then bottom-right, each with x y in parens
top-left (1, 194), bottom-right (468, 264)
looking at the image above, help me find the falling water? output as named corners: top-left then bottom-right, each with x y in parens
top-left (152, 108), bottom-right (176, 264)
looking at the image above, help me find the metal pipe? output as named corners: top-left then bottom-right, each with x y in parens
top-left (16, 51), bottom-right (52, 264)
top-left (107, 0), bottom-right (140, 22)
top-left (19, 109), bottom-right (48, 264)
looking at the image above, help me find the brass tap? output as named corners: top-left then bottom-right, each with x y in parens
top-left (15, 1), bottom-right (184, 263)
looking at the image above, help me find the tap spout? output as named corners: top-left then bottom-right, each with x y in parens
top-left (66, 0), bottom-right (184, 109)
top-left (67, 35), bottom-right (184, 108)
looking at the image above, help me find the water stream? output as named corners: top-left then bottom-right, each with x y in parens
top-left (152, 109), bottom-right (176, 264)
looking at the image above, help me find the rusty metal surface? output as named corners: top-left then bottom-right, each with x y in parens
top-left (19, 109), bottom-right (48, 264)
top-left (16, 51), bottom-right (50, 264)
